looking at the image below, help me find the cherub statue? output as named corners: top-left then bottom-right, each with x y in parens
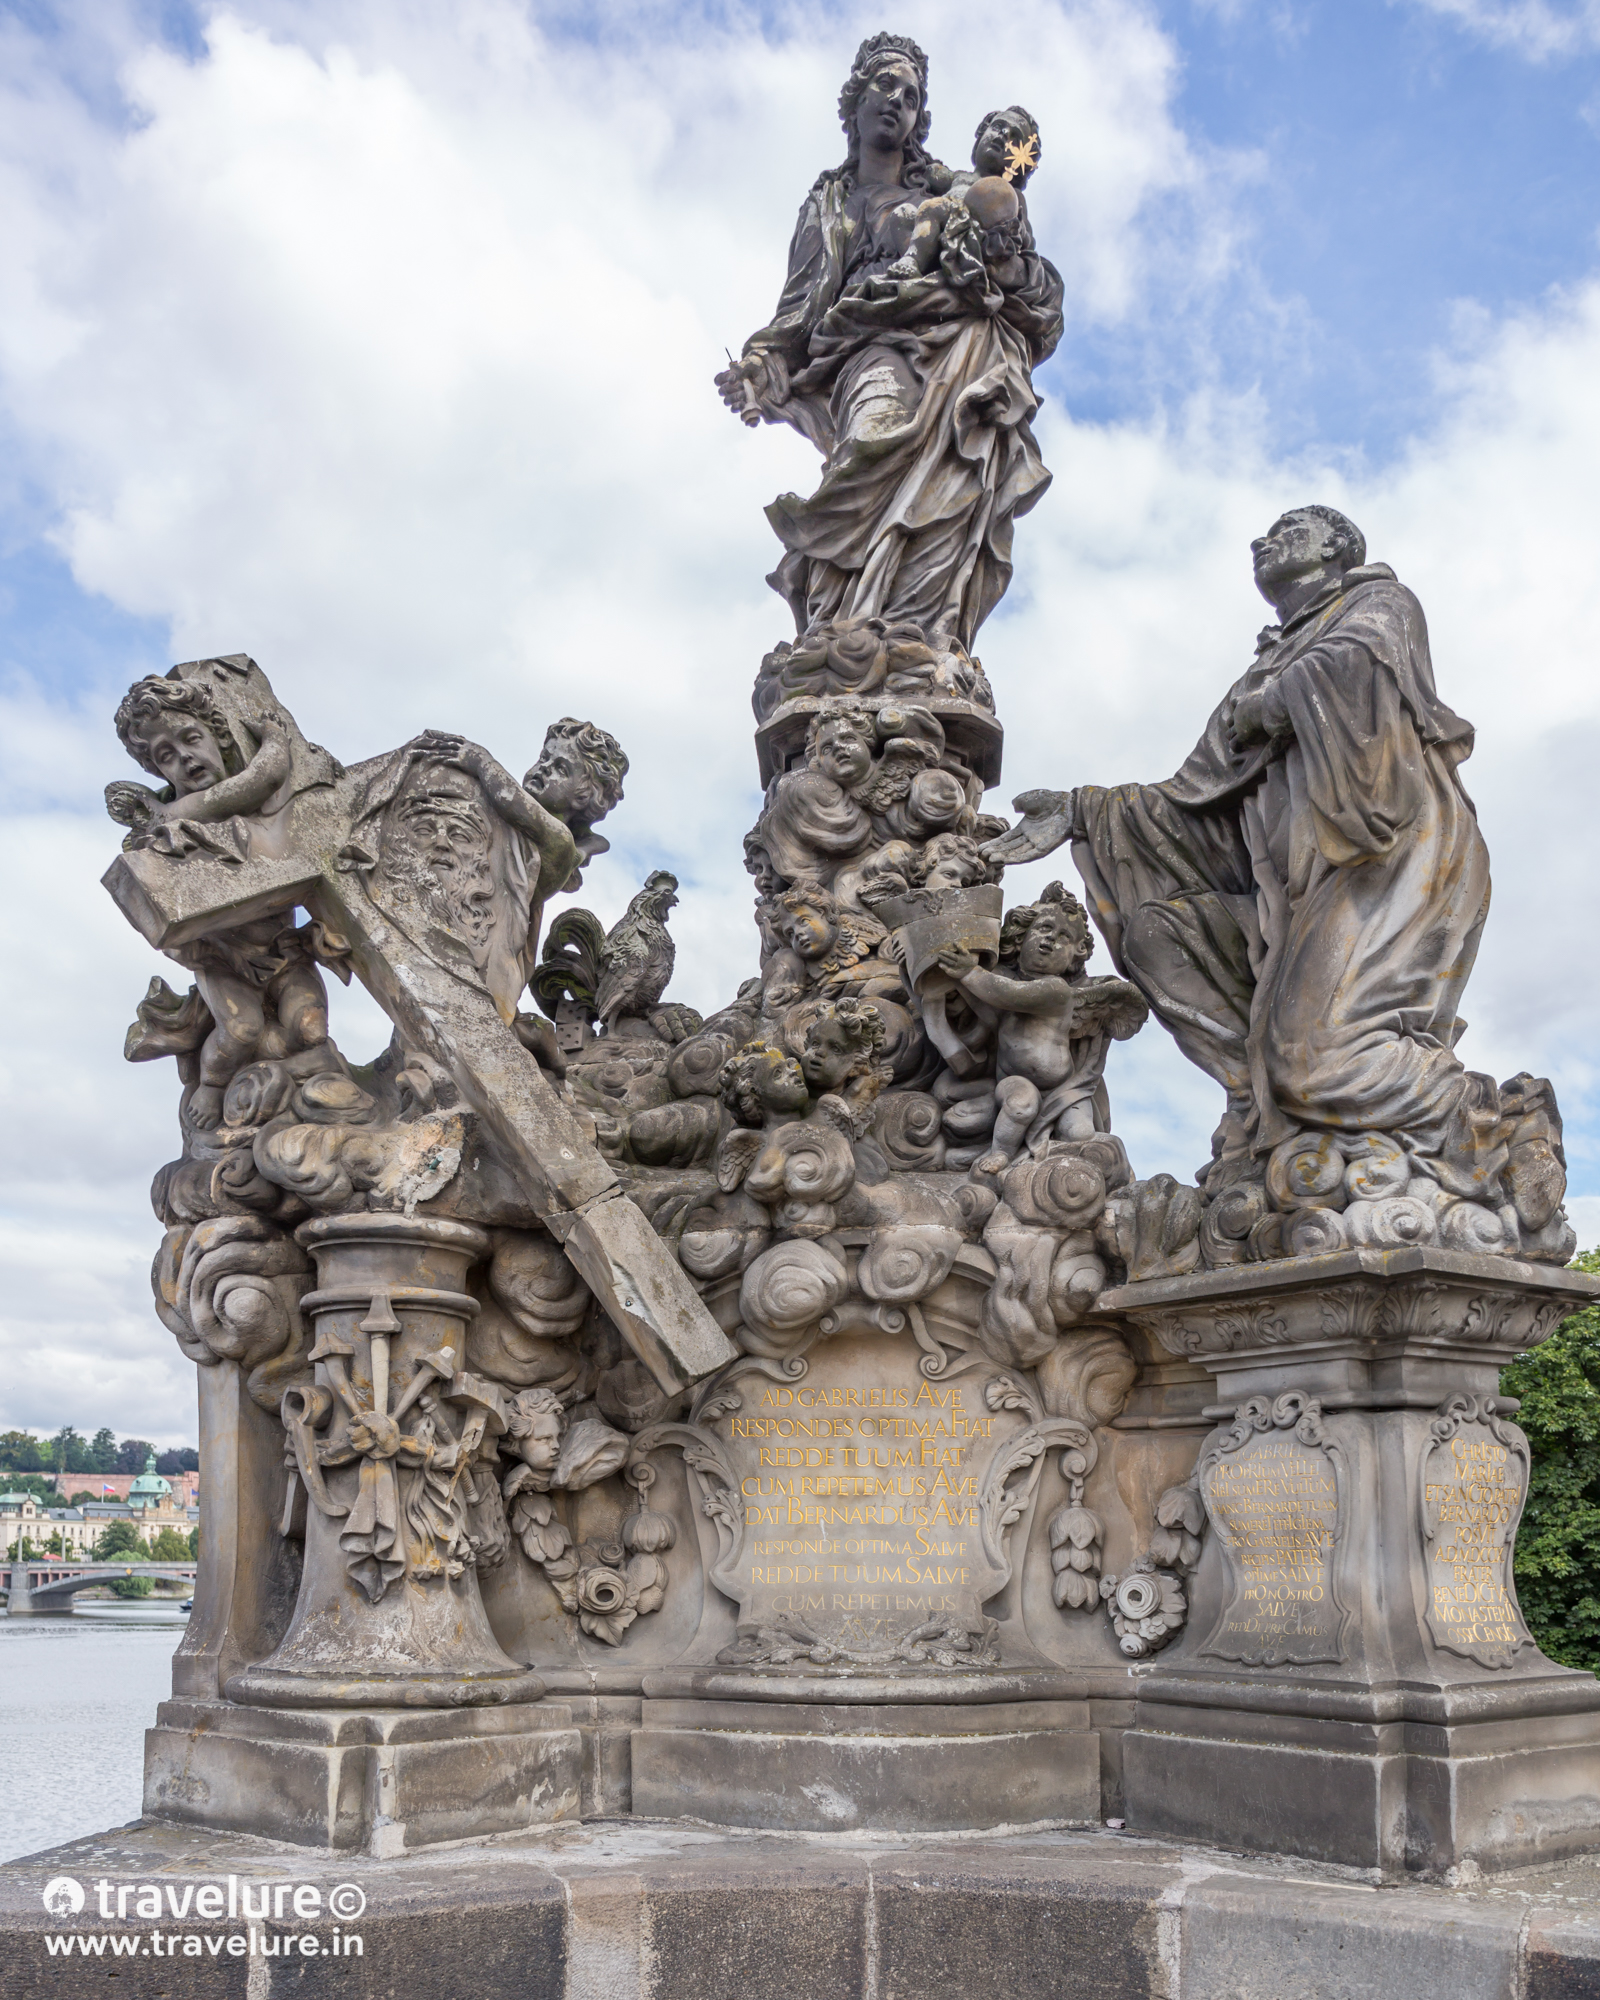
top-left (109, 667), bottom-right (320, 861)
top-left (111, 673), bottom-right (342, 1127)
top-left (719, 1041), bottom-right (813, 1131)
top-left (765, 880), bottom-right (901, 1000)
top-left (935, 883), bottom-right (1147, 1162)
top-left (521, 717), bottom-right (630, 888)
top-left (750, 702), bottom-right (876, 885)
top-left (883, 106), bottom-right (1042, 292)
top-left (796, 996), bottom-right (894, 1135)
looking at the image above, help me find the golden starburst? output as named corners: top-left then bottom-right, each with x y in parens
top-left (1002, 134), bottom-right (1039, 183)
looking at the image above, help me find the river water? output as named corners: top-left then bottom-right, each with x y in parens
top-left (0, 1606), bottom-right (188, 1864)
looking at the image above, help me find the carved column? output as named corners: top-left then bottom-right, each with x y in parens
top-left (228, 1215), bottom-right (540, 1708)
top-left (1102, 1246), bottom-right (1600, 1874)
top-left (145, 1216), bottom-right (584, 1853)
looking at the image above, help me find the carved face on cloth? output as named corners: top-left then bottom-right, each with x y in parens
top-left (380, 765), bottom-right (496, 948)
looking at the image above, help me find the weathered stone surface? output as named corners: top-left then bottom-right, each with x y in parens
top-left (91, 41), bottom-right (1600, 1890)
top-left (632, 1694), bottom-right (1098, 1832)
top-left (143, 1698), bottom-right (583, 1854)
top-left (15, 1819), bottom-right (1600, 2000)
top-left (1109, 1253), bottom-right (1600, 1873)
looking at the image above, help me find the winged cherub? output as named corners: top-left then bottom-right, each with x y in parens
top-left (935, 883), bottom-right (1146, 1162)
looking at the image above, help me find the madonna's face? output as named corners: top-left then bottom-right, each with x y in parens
top-left (856, 60), bottom-right (921, 156)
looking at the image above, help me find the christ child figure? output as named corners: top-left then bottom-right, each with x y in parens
top-left (934, 882), bottom-right (1146, 1162)
top-left (887, 105), bottom-right (1042, 290)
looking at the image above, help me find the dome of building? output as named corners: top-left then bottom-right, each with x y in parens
top-left (127, 1452), bottom-right (172, 1510)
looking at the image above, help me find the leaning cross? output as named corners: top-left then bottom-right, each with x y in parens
top-left (104, 727), bottom-right (738, 1396)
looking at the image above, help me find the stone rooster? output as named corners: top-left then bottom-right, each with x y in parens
top-left (596, 871), bottom-right (680, 1029)
top-left (533, 871), bottom-right (681, 1037)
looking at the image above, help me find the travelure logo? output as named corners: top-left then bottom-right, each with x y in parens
top-left (41, 1878), bottom-right (85, 1917)
top-left (38, 1874), bottom-right (366, 1920)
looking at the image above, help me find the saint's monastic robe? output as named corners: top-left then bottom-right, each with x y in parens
top-left (1070, 564), bottom-right (1491, 1184)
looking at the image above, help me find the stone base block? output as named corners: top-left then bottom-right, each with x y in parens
top-left (143, 1697), bottom-right (582, 1854)
top-left (1125, 1698), bottom-right (1600, 1874)
top-left (631, 1696), bottom-right (1099, 1832)
top-left (15, 1816), bottom-right (1600, 1999)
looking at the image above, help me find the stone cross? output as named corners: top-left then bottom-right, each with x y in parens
top-left (104, 751), bottom-right (738, 1396)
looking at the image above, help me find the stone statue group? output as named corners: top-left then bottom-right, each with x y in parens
top-left (98, 31), bottom-right (1594, 1870)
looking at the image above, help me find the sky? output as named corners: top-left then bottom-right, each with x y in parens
top-left (4, 0), bottom-right (1600, 1443)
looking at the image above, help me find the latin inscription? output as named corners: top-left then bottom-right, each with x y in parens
top-left (1422, 1427), bottom-right (1530, 1664)
top-left (720, 1335), bottom-right (1015, 1644)
top-left (1200, 1429), bottom-right (1345, 1665)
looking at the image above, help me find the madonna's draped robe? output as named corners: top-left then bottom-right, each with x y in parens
top-left (745, 171), bottom-right (1064, 652)
top-left (1070, 565), bottom-right (1491, 1180)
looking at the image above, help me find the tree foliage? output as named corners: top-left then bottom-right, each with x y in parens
top-left (0, 1431), bottom-right (46, 1474)
top-left (1501, 1250), bottom-right (1600, 1672)
top-left (1, 1473), bottom-right (63, 1504)
top-left (93, 1520), bottom-right (148, 1561)
top-left (147, 1526), bottom-right (191, 1562)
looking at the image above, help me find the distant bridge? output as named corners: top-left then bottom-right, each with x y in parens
top-left (1, 1559), bottom-right (196, 1616)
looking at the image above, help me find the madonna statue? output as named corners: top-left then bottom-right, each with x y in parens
top-left (717, 32), bottom-right (1064, 657)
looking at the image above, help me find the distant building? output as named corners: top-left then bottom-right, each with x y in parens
top-left (39, 1467), bottom-right (200, 1508)
top-left (3, 1455), bottom-right (197, 1558)
top-left (0, 1492), bottom-right (94, 1558)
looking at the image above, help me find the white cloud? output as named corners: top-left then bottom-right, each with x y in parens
top-left (1, 0), bottom-right (1597, 1438)
top-left (1404, 0), bottom-right (1600, 60)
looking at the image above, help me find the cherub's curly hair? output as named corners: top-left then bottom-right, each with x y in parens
top-left (999, 880), bottom-right (1092, 969)
top-left (829, 32), bottom-right (939, 192)
top-left (719, 1040), bottom-right (790, 1126)
top-left (531, 718), bottom-right (629, 820)
top-left (805, 697), bottom-right (876, 759)
top-left (503, 1386), bottom-right (563, 1443)
top-left (114, 676), bottom-right (244, 780)
top-left (805, 996), bottom-right (888, 1072)
top-left (973, 105), bottom-right (1041, 190)
top-left (778, 879), bottom-right (839, 928)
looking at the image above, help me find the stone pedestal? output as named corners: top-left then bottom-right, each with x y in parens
top-left (145, 1213), bottom-right (588, 1852)
top-left (633, 1669), bottom-right (1099, 1831)
top-left (143, 1697), bottom-right (581, 1854)
top-left (1102, 1246), bottom-right (1600, 1874)
top-left (226, 1212), bottom-right (540, 1708)
top-left (615, 1313), bottom-right (1107, 1831)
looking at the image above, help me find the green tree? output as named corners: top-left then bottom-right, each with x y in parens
top-left (0, 1474), bottom-right (64, 1505)
top-left (93, 1519), bottom-right (148, 1561)
top-left (110, 1575), bottom-right (153, 1599)
top-left (1501, 1249), bottom-right (1600, 1671)
top-left (114, 1438), bottom-right (155, 1475)
top-left (0, 1431), bottom-right (44, 1474)
top-left (186, 1526), bottom-right (199, 1560)
top-left (88, 1428), bottom-right (118, 1474)
top-left (148, 1526), bottom-right (190, 1562)
top-left (50, 1426), bottom-right (87, 1474)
